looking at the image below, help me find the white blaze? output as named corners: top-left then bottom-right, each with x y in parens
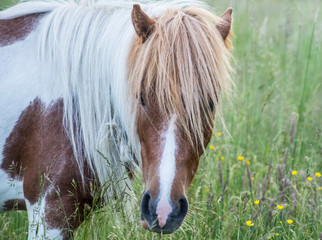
top-left (156, 115), bottom-right (177, 228)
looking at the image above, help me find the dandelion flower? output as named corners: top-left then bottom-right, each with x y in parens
top-left (246, 160), bottom-right (250, 165)
top-left (286, 219), bottom-right (293, 224)
top-left (277, 205), bottom-right (284, 210)
top-left (316, 172), bottom-right (321, 178)
top-left (246, 220), bottom-right (254, 226)
top-left (280, 221), bottom-right (282, 224)
top-left (275, 233), bottom-right (279, 236)
top-left (294, 185), bottom-right (297, 189)
top-left (217, 132), bottom-right (222, 137)
top-left (307, 177), bottom-right (313, 181)
top-left (254, 200), bottom-right (260, 205)
top-left (237, 156), bottom-right (244, 161)
top-left (221, 156), bottom-right (224, 160)
top-left (210, 145), bottom-right (215, 150)
top-left (292, 170), bottom-right (297, 176)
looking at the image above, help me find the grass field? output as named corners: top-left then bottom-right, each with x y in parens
top-left (0, 0), bottom-right (321, 239)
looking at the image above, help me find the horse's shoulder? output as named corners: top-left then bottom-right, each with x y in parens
top-left (0, 12), bottom-right (45, 46)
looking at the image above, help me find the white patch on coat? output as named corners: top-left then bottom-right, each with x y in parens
top-left (156, 115), bottom-right (177, 228)
top-left (26, 192), bottom-right (63, 240)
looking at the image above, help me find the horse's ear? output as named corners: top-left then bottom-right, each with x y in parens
top-left (131, 4), bottom-right (155, 43)
top-left (216, 8), bottom-right (233, 41)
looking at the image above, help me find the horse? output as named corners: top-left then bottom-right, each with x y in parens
top-left (0, 0), bottom-right (234, 239)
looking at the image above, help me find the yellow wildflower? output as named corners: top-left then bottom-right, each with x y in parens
top-left (254, 200), bottom-right (260, 205)
top-left (275, 233), bottom-right (279, 236)
top-left (277, 205), bottom-right (284, 210)
top-left (237, 156), bottom-right (244, 161)
top-left (217, 132), bottom-right (222, 137)
top-left (318, 187), bottom-right (322, 191)
top-left (286, 219), bottom-right (293, 224)
top-left (307, 177), bottom-right (313, 181)
top-left (246, 220), bottom-right (254, 226)
top-left (205, 189), bottom-right (210, 193)
top-left (316, 172), bottom-right (321, 178)
top-left (280, 221), bottom-right (282, 224)
top-left (251, 177), bottom-right (254, 181)
top-left (221, 156), bottom-right (224, 160)
top-left (246, 160), bottom-right (250, 165)
top-left (210, 145), bottom-right (215, 150)
top-left (294, 185), bottom-right (297, 189)
top-left (292, 170), bottom-right (297, 176)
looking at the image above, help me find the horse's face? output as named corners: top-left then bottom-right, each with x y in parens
top-left (136, 96), bottom-right (212, 233)
top-left (130, 4), bottom-right (232, 233)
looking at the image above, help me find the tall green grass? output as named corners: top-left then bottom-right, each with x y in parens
top-left (0, 0), bottom-right (321, 239)
top-left (0, 0), bottom-right (18, 10)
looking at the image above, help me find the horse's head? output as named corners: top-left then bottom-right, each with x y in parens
top-left (128, 4), bottom-right (233, 233)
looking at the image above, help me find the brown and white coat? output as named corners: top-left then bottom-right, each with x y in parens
top-left (0, 1), bottom-right (233, 239)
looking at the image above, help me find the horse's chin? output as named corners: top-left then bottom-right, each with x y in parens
top-left (141, 220), bottom-right (149, 230)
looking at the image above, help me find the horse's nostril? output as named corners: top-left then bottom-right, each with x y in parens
top-left (177, 196), bottom-right (188, 220)
top-left (141, 192), bottom-right (151, 217)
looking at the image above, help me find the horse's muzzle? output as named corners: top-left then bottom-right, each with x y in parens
top-left (140, 191), bottom-right (188, 233)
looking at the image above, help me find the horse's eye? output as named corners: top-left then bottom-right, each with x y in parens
top-left (209, 99), bottom-right (214, 112)
top-left (137, 95), bottom-right (145, 106)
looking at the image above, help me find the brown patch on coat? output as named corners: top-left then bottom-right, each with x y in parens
top-left (0, 13), bottom-right (45, 46)
top-left (3, 199), bottom-right (26, 211)
top-left (1, 98), bottom-right (95, 239)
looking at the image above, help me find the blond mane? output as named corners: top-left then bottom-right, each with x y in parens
top-left (129, 6), bottom-right (234, 146)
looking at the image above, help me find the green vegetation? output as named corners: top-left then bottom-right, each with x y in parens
top-left (0, 0), bottom-right (17, 10)
top-left (0, 0), bottom-right (321, 239)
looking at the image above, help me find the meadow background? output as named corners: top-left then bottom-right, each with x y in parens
top-left (0, 0), bottom-right (321, 239)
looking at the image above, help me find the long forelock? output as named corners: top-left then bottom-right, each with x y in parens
top-left (129, 6), bottom-right (234, 147)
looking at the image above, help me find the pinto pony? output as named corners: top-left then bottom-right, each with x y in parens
top-left (0, 0), bottom-right (234, 239)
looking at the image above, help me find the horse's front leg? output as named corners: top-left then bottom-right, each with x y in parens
top-left (25, 192), bottom-right (64, 240)
top-left (24, 169), bottom-right (92, 240)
